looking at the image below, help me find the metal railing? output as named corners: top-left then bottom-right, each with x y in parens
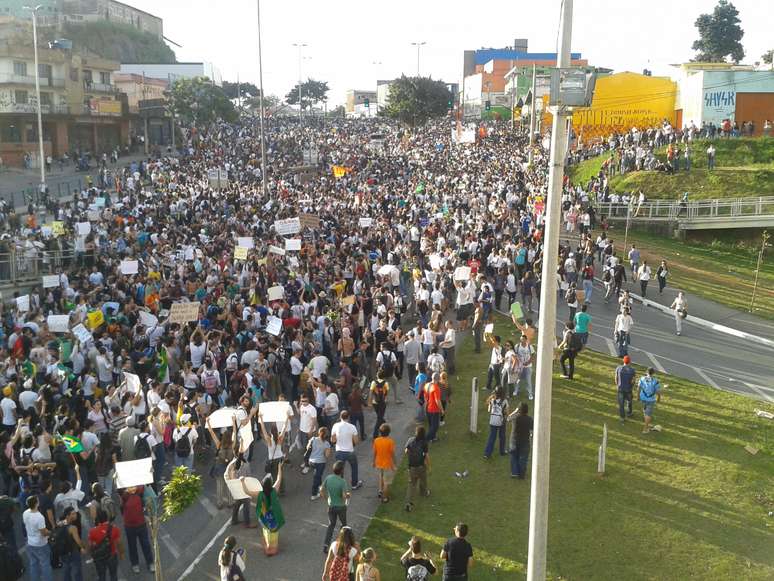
top-left (0, 73), bottom-right (65, 87)
top-left (0, 249), bottom-right (95, 285)
top-left (598, 196), bottom-right (774, 222)
top-left (0, 178), bottom-right (85, 211)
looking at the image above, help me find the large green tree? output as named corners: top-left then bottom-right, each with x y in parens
top-left (285, 79), bottom-right (329, 111)
top-left (691, 0), bottom-right (745, 63)
top-left (222, 80), bottom-right (260, 99)
top-left (384, 76), bottom-right (452, 126)
top-left (168, 77), bottom-right (237, 126)
top-left (762, 50), bottom-right (773, 66)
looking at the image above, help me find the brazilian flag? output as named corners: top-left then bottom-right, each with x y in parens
top-left (415, 183), bottom-right (425, 194)
top-left (157, 346), bottom-right (168, 382)
top-left (61, 435), bottom-right (84, 454)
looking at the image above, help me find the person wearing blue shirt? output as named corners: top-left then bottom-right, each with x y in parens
top-left (573, 305), bottom-right (592, 346)
top-left (615, 356), bottom-right (636, 422)
top-left (638, 368), bottom-right (661, 434)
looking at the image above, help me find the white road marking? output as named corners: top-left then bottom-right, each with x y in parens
top-left (199, 496), bottom-right (219, 517)
top-left (178, 518), bottom-right (232, 580)
top-left (161, 532), bottom-right (181, 559)
top-left (693, 367), bottom-right (720, 390)
top-left (743, 382), bottom-right (774, 404)
top-left (644, 351), bottom-right (667, 374)
top-left (604, 338), bottom-right (617, 357)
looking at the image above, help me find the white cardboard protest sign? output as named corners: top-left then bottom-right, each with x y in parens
top-left (237, 237), bottom-right (254, 249)
top-left (238, 422), bottom-right (254, 453)
top-left (224, 475), bottom-right (261, 501)
top-left (484, 323), bottom-right (494, 334)
top-left (259, 401), bottom-right (292, 424)
top-left (267, 286), bottom-right (284, 302)
top-left (15, 295), bottom-right (29, 312)
top-left (139, 310), bottom-right (158, 328)
top-left (266, 316), bottom-right (282, 336)
top-left (268, 245), bottom-right (286, 256)
top-left (273, 217), bottom-right (301, 236)
top-left (71, 323), bottom-right (92, 343)
top-left (115, 458), bottom-right (154, 489)
top-left (42, 275), bottom-right (60, 289)
top-left (76, 222), bottom-right (91, 236)
top-left (454, 266), bottom-right (472, 281)
top-left (120, 260), bottom-right (139, 275)
top-left (124, 372), bottom-right (141, 394)
top-left (47, 315), bottom-right (70, 333)
top-left (359, 217), bottom-right (373, 228)
top-left (169, 302), bottom-right (200, 324)
top-left (208, 408), bottom-right (239, 429)
top-left (429, 255), bottom-right (442, 270)
top-left (285, 238), bottom-right (302, 251)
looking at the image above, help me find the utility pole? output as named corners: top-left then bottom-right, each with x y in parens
top-left (411, 41), bottom-right (426, 77)
top-left (142, 71), bottom-right (149, 155)
top-left (257, 0), bottom-right (268, 197)
top-left (527, 1), bottom-right (573, 580)
top-left (24, 5), bottom-right (46, 191)
top-left (293, 43), bottom-right (307, 122)
top-left (750, 230), bottom-right (770, 313)
top-left (528, 64), bottom-right (537, 164)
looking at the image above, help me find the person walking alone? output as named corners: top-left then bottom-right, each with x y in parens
top-left (638, 368), bottom-right (662, 434)
top-left (404, 425), bottom-right (430, 512)
top-left (321, 460), bottom-right (351, 554)
top-left (637, 261), bottom-right (652, 297)
top-left (670, 291), bottom-right (687, 336)
top-left (656, 260), bottom-right (669, 294)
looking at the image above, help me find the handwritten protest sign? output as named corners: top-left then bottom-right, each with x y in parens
top-left (285, 239), bottom-right (301, 251)
top-left (237, 237), bottom-right (254, 249)
top-left (87, 310), bottom-right (105, 330)
top-left (273, 217), bottom-right (301, 235)
top-left (169, 302), bottom-right (200, 324)
top-left (454, 266), bottom-right (472, 281)
top-left (42, 275), bottom-right (60, 289)
top-left (267, 286), bottom-right (284, 302)
top-left (208, 408), bottom-right (239, 429)
top-left (115, 458), bottom-right (154, 488)
top-left (71, 324), bottom-right (92, 343)
top-left (299, 214), bottom-right (320, 229)
top-left (266, 317), bottom-right (282, 336)
top-left (52, 221), bottom-right (65, 236)
top-left (76, 222), bottom-right (91, 236)
top-left (47, 315), bottom-right (70, 333)
top-left (359, 217), bottom-right (373, 228)
top-left (233, 246), bottom-right (248, 260)
top-left (15, 295), bottom-right (29, 312)
top-left (139, 311), bottom-right (158, 328)
top-left (259, 401), bottom-right (293, 424)
top-left (268, 245), bottom-right (286, 256)
top-left (124, 372), bottom-right (141, 394)
top-left (120, 260), bottom-right (139, 275)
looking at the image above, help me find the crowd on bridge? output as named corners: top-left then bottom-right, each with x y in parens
top-left (0, 109), bottom-right (680, 581)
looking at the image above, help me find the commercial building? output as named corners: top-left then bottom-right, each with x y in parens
top-left (345, 89), bottom-right (376, 116)
top-left (462, 38), bottom-right (588, 118)
top-left (0, 0), bottom-right (163, 39)
top-left (673, 63), bottom-right (774, 134)
top-left (114, 72), bottom-right (171, 145)
top-left (119, 62), bottom-right (223, 86)
top-left (0, 23), bottom-right (128, 167)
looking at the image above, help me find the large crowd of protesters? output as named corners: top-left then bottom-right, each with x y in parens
top-left (0, 109), bottom-right (680, 581)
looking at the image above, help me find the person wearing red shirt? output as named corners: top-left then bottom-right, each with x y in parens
top-left (424, 374), bottom-right (443, 442)
top-left (120, 486), bottom-right (154, 574)
top-left (88, 512), bottom-right (124, 581)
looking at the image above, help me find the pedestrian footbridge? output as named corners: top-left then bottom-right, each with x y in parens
top-left (598, 196), bottom-right (774, 230)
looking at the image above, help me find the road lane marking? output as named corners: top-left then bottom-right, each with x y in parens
top-left (199, 496), bottom-right (219, 517)
top-left (743, 382), bottom-right (774, 404)
top-left (693, 367), bottom-right (720, 390)
top-left (604, 338), bottom-right (617, 357)
top-left (161, 533), bottom-right (181, 559)
top-left (645, 351), bottom-right (666, 374)
top-left (179, 517), bottom-right (231, 580)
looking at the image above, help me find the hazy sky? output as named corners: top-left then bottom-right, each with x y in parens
top-left (127, 0), bottom-right (772, 105)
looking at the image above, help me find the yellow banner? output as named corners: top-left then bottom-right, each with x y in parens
top-left (87, 310), bottom-right (105, 330)
top-left (234, 246), bottom-right (248, 260)
top-left (332, 165), bottom-right (351, 178)
top-left (52, 221), bottom-right (65, 236)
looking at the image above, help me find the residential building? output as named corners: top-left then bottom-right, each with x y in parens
top-left (119, 62), bottom-right (223, 86)
top-left (0, 24), bottom-right (128, 167)
top-left (346, 89), bottom-right (376, 116)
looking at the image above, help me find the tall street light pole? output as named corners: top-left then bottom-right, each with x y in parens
top-left (256, 0), bottom-right (268, 197)
top-left (411, 41), bottom-right (426, 77)
top-left (293, 42), bottom-right (307, 122)
top-left (23, 4), bottom-right (46, 192)
top-left (527, 0), bottom-right (573, 580)
top-left (528, 64), bottom-right (537, 164)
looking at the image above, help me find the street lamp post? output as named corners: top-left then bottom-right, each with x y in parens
top-left (411, 41), bottom-right (426, 77)
top-left (23, 4), bottom-right (46, 192)
top-left (256, 0), bottom-right (268, 197)
top-left (292, 42), bottom-right (307, 121)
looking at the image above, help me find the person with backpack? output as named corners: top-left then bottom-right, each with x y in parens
top-left (218, 535), bottom-right (246, 581)
top-left (54, 506), bottom-right (85, 581)
top-left (88, 510), bottom-right (123, 581)
top-left (558, 322), bottom-right (581, 380)
top-left (375, 343), bottom-right (402, 405)
top-left (400, 536), bottom-right (437, 580)
top-left (369, 371), bottom-right (390, 439)
top-left (638, 367), bottom-right (662, 434)
top-left (87, 483), bottom-right (117, 526)
top-left (0, 494), bottom-right (16, 550)
top-left (133, 420), bottom-right (155, 464)
top-left (404, 425), bottom-right (430, 512)
top-left (483, 388), bottom-right (509, 459)
top-left (173, 413), bottom-right (198, 470)
top-left (120, 486), bottom-right (154, 574)
top-left (323, 526), bottom-right (360, 581)
top-left (0, 535), bottom-right (23, 581)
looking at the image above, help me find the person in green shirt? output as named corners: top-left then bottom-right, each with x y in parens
top-left (321, 460), bottom-right (351, 553)
top-left (241, 462), bottom-right (284, 556)
top-left (573, 304), bottom-right (592, 347)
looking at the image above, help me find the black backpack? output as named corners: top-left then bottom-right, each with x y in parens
top-left (0, 500), bottom-right (13, 532)
top-left (91, 524), bottom-right (113, 564)
top-left (372, 381), bottom-right (388, 406)
top-left (133, 434), bottom-right (152, 460)
top-left (379, 351), bottom-right (395, 378)
top-left (51, 525), bottom-right (72, 561)
top-left (406, 438), bottom-right (426, 467)
top-left (175, 429), bottom-right (192, 458)
top-left (0, 541), bottom-right (24, 581)
top-left (569, 331), bottom-right (583, 352)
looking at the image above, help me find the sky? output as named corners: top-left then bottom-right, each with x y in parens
top-left (127, 0), bottom-right (772, 106)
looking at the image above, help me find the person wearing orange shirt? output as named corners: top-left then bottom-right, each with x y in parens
top-left (372, 423), bottom-right (396, 503)
top-left (424, 373), bottom-right (443, 442)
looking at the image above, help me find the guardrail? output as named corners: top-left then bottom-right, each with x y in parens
top-left (0, 250), bottom-right (95, 286)
top-left (597, 196), bottom-right (774, 222)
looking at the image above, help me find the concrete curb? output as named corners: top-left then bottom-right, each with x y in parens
top-left (594, 277), bottom-right (774, 349)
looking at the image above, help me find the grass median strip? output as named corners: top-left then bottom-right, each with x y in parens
top-left (361, 315), bottom-right (774, 580)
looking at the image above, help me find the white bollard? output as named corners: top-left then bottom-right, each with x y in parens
top-left (597, 423), bottom-right (608, 474)
top-left (469, 376), bottom-right (479, 434)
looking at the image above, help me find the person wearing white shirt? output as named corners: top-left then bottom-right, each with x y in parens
top-left (439, 321), bottom-right (457, 373)
top-left (23, 495), bottom-right (52, 581)
top-left (330, 411), bottom-right (362, 489)
top-left (670, 291), bottom-right (688, 336)
top-left (95, 348), bottom-right (113, 389)
top-left (308, 351), bottom-right (330, 381)
top-left (637, 261), bottom-right (652, 297)
top-left (298, 395), bottom-right (318, 472)
top-left (403, 331), bottom-right (422, 389)
top-left (614, 307), bottom-right (634, 357)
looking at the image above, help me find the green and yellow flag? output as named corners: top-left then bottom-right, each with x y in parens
top-left (61, 435), bottom-right (84, 454)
